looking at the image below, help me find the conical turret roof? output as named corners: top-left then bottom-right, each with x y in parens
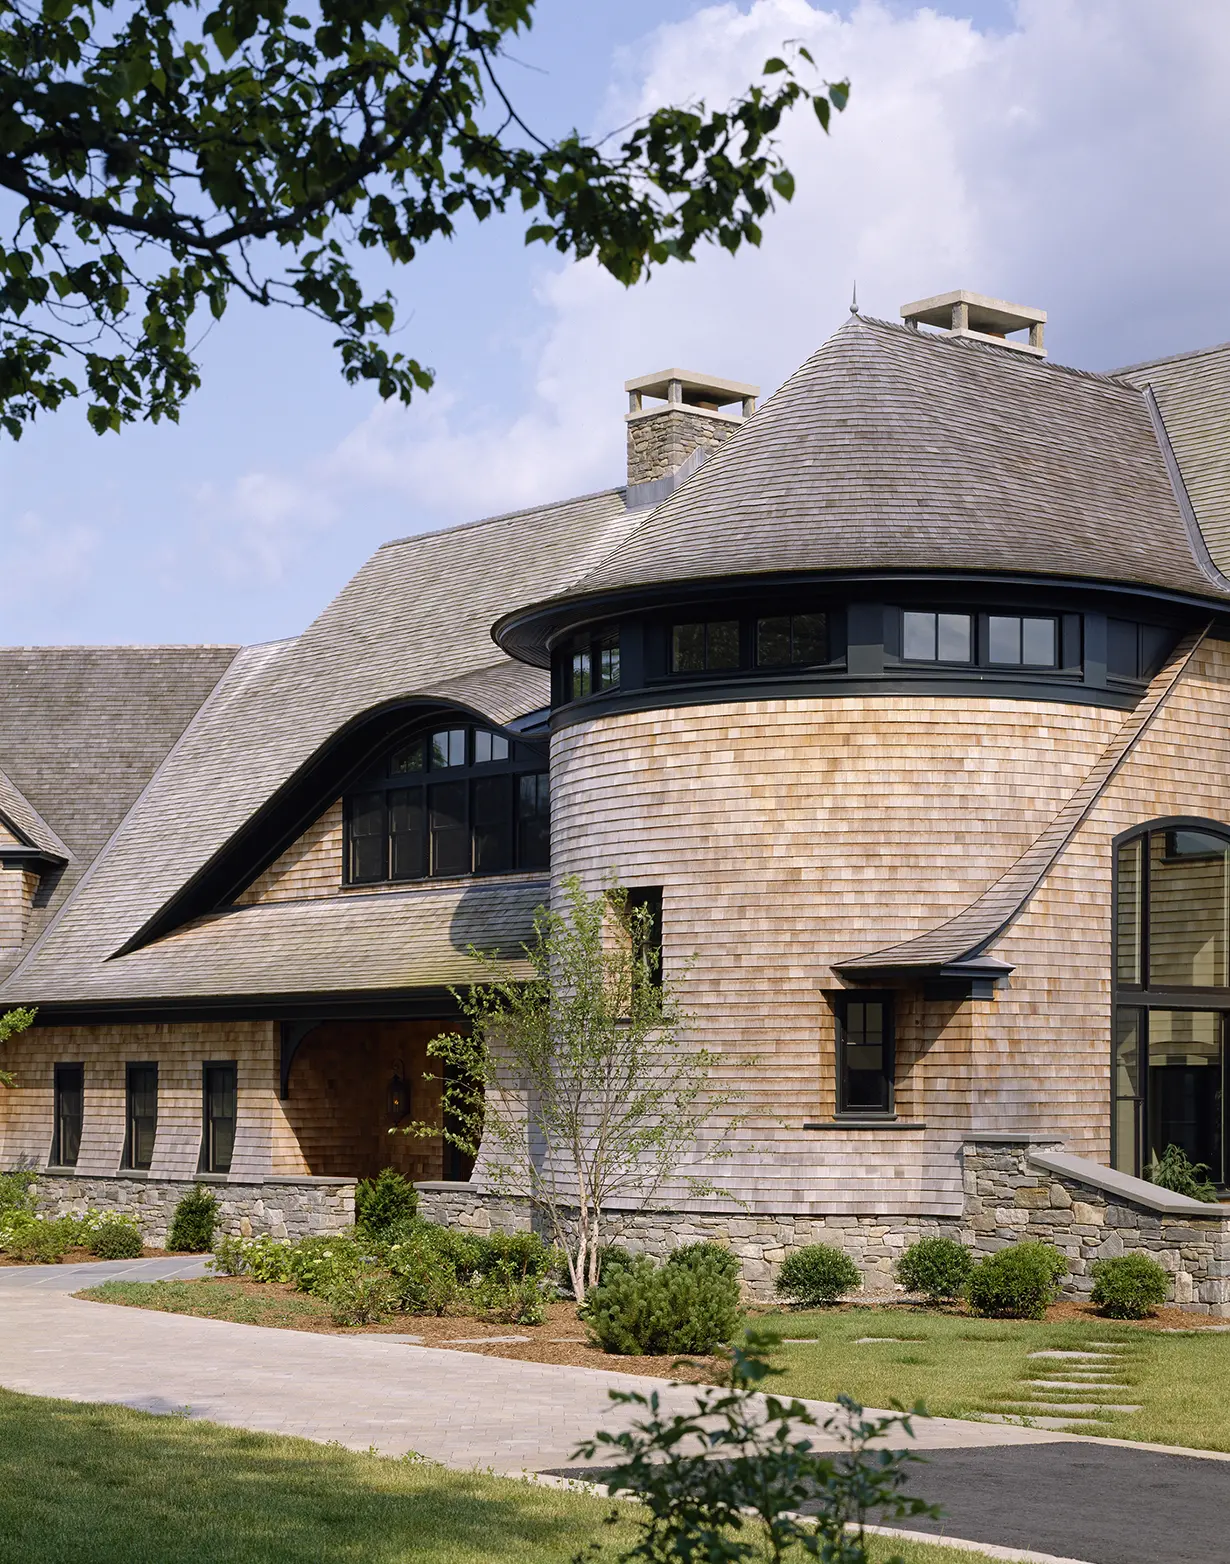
top-left (562, 314), bottom-right (1230, 609)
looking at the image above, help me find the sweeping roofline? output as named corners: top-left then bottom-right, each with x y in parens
top-left (493, 566), bottom-right (1230, 670)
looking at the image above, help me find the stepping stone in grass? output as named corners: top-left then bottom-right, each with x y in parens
top-left (998, 1401), bottom-right (1142, 1414)
top-left (978, 1413), bottom-right (1103, 1431)
top-left (1026, 1349), bottom-right (1117, 1360)
top-left (1026, 1379), bottom-right (1134, 1390)
top-left (852, 1337), bottom-right (926, 1344)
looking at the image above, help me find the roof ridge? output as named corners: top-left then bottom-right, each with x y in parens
top-left (854, 311), bottom-right (1133, 387)
top-left (1114, 338), bottom-right (1230, 377)
top-left (379, 485), bottom-right (627, 552)
top-left (0, 643), bottom-right (242, 653)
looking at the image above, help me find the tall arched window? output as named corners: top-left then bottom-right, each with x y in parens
top-left (344, 721), bottom-right (549, 885)
top-left (1113, 822), bottom-right (1229, 1183)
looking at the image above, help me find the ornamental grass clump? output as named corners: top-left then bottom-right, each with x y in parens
top-left (774, 1244), bottom-right (861, 1307)
top-left (167, 1186), bottom-right (219, 1253)
top-left (966, 1241), bottom-right (1066, 1320)
top-left (896, 1236), bottom-right (973, 1303)
top-left (583, 1249), bottom-right (742, 1356)
top-left (1091, 1253), bottom-right (1170, 1319)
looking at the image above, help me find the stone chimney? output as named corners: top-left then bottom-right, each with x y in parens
top-left (624, 369), bottom-right (759, 508)
top-left (900, 290), bottom-right (1046, 357)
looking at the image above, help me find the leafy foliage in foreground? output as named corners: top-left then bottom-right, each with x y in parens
top-left (0, 2), bottom-right (849, 436)
top-left (0, 1207), bottom-right (144, 1262)
top-left (575, 1332), bottom-right (936, 1563)
top-left (0, 1005), bottom-right (35, 1086)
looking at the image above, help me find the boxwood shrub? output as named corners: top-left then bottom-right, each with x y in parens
top-left (774, 1244), bottom-right (861, 1307)
top-left (1090, 1253), bottom-right (1170, 1319)
top-left (896, 1237), bottom-right (972, 1303)
top-left (966, 1241), bottom-right (1066, 1319)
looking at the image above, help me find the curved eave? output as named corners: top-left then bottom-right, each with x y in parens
top-left (493, 564), bottom-right (1230, 668)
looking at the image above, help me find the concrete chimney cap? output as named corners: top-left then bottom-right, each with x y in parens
top-left (900, 290), bottom-right (1046, 332)
top-left (624, 368), bottom-right (759, 403)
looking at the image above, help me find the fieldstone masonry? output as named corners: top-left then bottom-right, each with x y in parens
top-left (420, 1135), bottom-right (1230, 1314)
top-left (626, 406), bottom-right (739, 487)
top-left (963, 1135), bottom-right (1230, 1316)
top-left (31, 1171), bottom-right (354, 1246)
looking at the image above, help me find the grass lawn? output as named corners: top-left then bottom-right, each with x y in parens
top-left (83, 1278), bottom-right (334, 1329)
top-left (0, 1388), bottom-right (1006, 1564)
top-left (755, 1305), bottom-right (1230, 1451)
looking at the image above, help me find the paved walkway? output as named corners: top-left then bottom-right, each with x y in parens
top-left (6, 1260), bottom-right (1230, 1563)
top-left (0, 1259), bottom-right (1064, 1472)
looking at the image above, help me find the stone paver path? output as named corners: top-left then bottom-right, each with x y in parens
top-left (0, 1259), bottom-right (1075, 1474)
top-left (983, 1343), bottom-right (1142, 1431)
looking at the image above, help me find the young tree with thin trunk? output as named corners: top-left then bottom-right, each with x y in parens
top-left (409, 877), bottom-right (743, 1302)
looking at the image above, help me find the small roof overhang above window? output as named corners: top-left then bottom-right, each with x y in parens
top-left (833, 954), bottom-right (1014, 1000)
top-left (0, 843), bottom-right (67, 874)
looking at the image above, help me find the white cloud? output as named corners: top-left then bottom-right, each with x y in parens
top-left (200, 0), bottom-right (1230, 547)
top-left (0, 510), bottom-right (99, 595)
top-left (174, 468), bottom-right (339, 588)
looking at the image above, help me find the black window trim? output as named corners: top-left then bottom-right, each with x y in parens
top-left (123, 1060), bottom-right (158, 1172)
top-left (833, 992), bottom-right (896, 1120)
top-left (343, 719), bottom-right (549, 888)
top-left (201, 1060), bottom-right (238, 1176)
top-left (1110, 816), bottom-right (1230, 1182)
top-left (51, 1061), bottom-right (84, 1169)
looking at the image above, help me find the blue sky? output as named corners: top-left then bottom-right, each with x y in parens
top-left (2, 0), bottom-right (1228, 647)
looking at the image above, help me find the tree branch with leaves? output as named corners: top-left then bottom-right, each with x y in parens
top-left (408, 876), bottom-right (747, 1302)
top-left (0, 0), bottom-right (848, 436)
top-left (0, 1007), bottom-right (35, 1088)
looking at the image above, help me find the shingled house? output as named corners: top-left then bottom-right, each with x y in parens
top-left (6, 289), bottom-right (1230, 1303)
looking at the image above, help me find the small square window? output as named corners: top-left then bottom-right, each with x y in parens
top-left (756, 613), bottom-right (828, 668)
top-left (706, 621), bottom-right (740, 669)
top-left (988, 615), bottom-right (1057, 667)
top-left (902, 611), bottom-right (971, 663)
top-left (568, 638), bottom-right (593, 699)
top-left (1022, 616), bottom-right (1056, 666)
top-left (756, 616), bottom-right (793, 666)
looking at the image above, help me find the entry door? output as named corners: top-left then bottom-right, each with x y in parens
top-left (1146, 1009), bottom-right (1224, 1182)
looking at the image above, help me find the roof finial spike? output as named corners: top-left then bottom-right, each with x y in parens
top-left (849, 280), bottom-right (859, 315)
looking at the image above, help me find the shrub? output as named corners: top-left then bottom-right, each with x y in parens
top-left (966, 1241), bottom-right (1067, 1320)
top-left (667, 1241), bottom-right (740, 1286)
top-left (0, 1171), bottom-right (35, 1216)
top-left (3, 1214), bottom-right (74, 1263)
top-left (474, 1230), bottom-right (558, 1284)
top-left (354, 1168), bottom-right (419, 1237)
top-left (209, 1234), bottom-right (250, 1276)
top-left (896, 1237), bottom-right (973, 1303)
top-left (1146, 1143), bottom-right (1219, 1203)
top-left (584, 1254), bottom-right (741, 1356)
top-left (245, 1235), bottom-right (295, 1283)
top-left (597, 1245), bottom-right (635, 1282)
top-left (1091, 1253), bottom-right (1170, 1319)
top-left (89, 1220), bottom-right (144, 1259)
top-left (327, 1270), bottom-right (398, 1326)
top-left (475, 1272), bottom-right (554, 1325)
top-left (774, 1244), bottom-right (861, 1307)
top-left (167, 1186), bottom-right (219, 1252)
top-left (287, 1235), bottom-right (366, 1296)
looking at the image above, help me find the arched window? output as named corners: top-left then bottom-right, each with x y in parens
top-left (344, 722), bottom-right (549, 885)
top-left (1113, 822), bottom-right (1229, 1184)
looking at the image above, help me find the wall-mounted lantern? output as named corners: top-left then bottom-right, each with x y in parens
top-left (387, 1060), bottom-right (410, 1125)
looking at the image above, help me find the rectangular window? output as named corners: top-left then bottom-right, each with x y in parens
top-left (472, 774), bottom-right (514, 874)
top-left (473, 731), bottom-right (509, 765)
top-left (568, 638), bottom-right (593, 700)
top-left (1112, 1008), bottom-right (1142, 1176)
top-left (429, 781), bottom-right (470, 876)
top-left (52, 1064), bottom-right (83, 1168)
top-left (125, 1063), bottom-right (158, 1171)
top-left (1108, 621), bottom-right (1173, 681)
top-left (596, 631), bottom-right (620, 692)
top-left (901, 610), bottom-right (972, 663)
top-left (347, 792), bottom-right (387, 883)
top-left (429, 728), bottom-right (467, 769)
top-left (202, 1063), bottom-right (237, 1175)
top-left (836, 998), bottom-right (893, 1115)
top-left (625, 887), bottom-right (664, 995)
top-left (517, 772), bottom-right (551, 870)
top-left (988, 614), bottom-right (1058, 667)
top-left (756, 612), bottom-right (828, 667)
top-left (388, 788), bottom-right (425, 880)
top-left (1115, 836), bottom-right (1143, 985)
top-left (671, 620), bottom-right (740, 673)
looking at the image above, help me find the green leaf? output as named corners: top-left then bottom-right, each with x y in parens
top-left (763, 56), bottom-right (787, 74)
top-left (771, 169), bottom-right (795, 201)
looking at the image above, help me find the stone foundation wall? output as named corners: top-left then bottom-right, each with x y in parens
top-left (31, 1171), bottom-right (354, 1246)
top-left (419, 1136), bottom-right (1230, 1314)
top-left (963, 1137), bottom-right (1230, 1316)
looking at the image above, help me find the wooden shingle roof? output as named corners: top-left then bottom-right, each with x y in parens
top-left (561, 314), bottom-right (1230, 607)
